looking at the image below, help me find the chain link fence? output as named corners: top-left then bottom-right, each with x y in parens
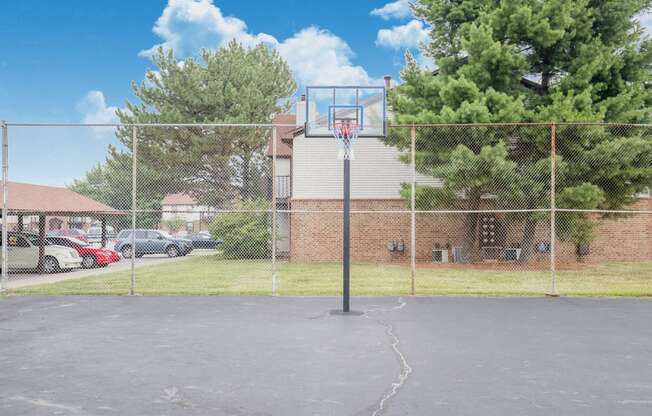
top-left (0, 122), bottom-right (650, 296)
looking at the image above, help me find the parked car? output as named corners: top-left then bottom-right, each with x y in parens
top-left (86, 226), bottom-right (117, 244)
top-left (46, 236), bottom-right (120, 268)
top-left (187, 233), bottom-right (223, 249)
top-left (1, 232), bottom-right (82, 273)
top-left (114, 229), bottom-right (193, 259)
top-left (47, 228), bottom-right (88, 243)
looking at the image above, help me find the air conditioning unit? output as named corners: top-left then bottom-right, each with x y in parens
top-left (387, 240), bottom-right (405, 253)
top-left (432, 248), bottom-right (449, 263)
top-left (452, 246), bottom-right (463, 263)
top-left (504, 248), bottom-right (521, 262)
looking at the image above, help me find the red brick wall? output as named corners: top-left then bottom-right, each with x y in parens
top-left (557, 198), bottom-right (652, 264)
top-left (289, 199), bottom-right (411, 263)
top-left (289, 198), bottom-right (652, 265)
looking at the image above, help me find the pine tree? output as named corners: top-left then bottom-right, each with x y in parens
top-left (387, 0), bottom-right (652, 262)
top-left (116, 41), bottom-right (296, 206)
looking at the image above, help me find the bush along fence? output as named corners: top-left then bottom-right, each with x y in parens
top-left (0, 121), bottom-right (650, 296)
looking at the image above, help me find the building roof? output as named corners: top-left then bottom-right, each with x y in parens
top-left (266, 114), bottom-right (295, 158)
top-left (161, 192), bottom-right (198, 205)
top-left (1, 181), bottom-right (124, 216)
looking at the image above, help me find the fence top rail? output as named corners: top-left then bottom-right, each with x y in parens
top-left (3, 122), bottom-right (299, 128)
top-left (4, 121), bottom-right (652, 128)
top-left (556, 208), bottom-right (652, 214)
top-left (387, 122), bottom-right (652, 128)
top-left (278, 208), bottom-right (553, 214)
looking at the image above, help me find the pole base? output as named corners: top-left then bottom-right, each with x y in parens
top-left (330, 309), bottom-right (364, 316)
top-left (545, 292), bottom-right (560, 298)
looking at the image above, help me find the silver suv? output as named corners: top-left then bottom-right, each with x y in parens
top-left (114, 229), bottom-right (193, 259)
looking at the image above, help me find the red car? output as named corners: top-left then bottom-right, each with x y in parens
top-left (47, 228), bottom-right (89, 243)
top-left (46, 236), bottom-right (121, 268)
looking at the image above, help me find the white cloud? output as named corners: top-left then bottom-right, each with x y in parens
top-left (140, 0), bottom-right (380, 86)
top-left (278, 27), bottom-right (379, 86)
top-left (370, 0), bottom-right (412, 21)
top-left (138, 0), bottom-right (278, 58)
top-left (76, 90), bottom-right (120, 138)
top-left (77, 91), bottom-right (119, 124)
top-left (376, 19), bottom-right (429, 49)
top-left (376, 19), bottom-right (434, 72)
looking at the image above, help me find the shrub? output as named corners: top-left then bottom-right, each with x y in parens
top-left (161, 217), bottom-right (186, 234)
top-left (209, 200), bottom-right (271, 259)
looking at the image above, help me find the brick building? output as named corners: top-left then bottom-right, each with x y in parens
top-left (270, 96), bottom-right (651, 266)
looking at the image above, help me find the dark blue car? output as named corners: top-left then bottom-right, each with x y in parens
top-left (187, 232), bottom-right (223, 249)
top-left (114, 229), bottom-right (193, 259)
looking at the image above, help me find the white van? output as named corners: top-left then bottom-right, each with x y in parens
top-left (1, 232), bottom-right (82, 273)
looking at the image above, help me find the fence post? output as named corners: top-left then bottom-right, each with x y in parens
top-left (130, 126), bottom-right (137, 296)
top-left (271, 127), bottom-right (278, 296)
top-left (1, 121), bottom-right (7, 291)
top-left (548, 123), bottom-right (558, 297)
top-left (410, 124), bottom-right (416, 296)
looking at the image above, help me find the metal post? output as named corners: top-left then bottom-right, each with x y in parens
top-left (100, 217), bottom-right (107, 248)
top-left (37, 216), bottom-right (45, 274)
top-left (130, 126), bottom-right (137, 295)
top-left (271, 127), bottom-right (278, 295)
top-left (343, 155), bottom-right (351, 313)
top-left (410, 125), bottom-right (416, 296)
top-left (1, 121), bottom-right (7, 290)
top-left (548, 123), bottom-right (558, 297)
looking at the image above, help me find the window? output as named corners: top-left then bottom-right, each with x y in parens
top-left (7, 235), bottom-right (29, 247)
top-left (65, 237), bottom-right (87, 247)
top-left (636, 187), bottom-right (651, 198)
top-left (147, 231), bottom-right (160, 239)
top-left (48, 237), bottom-right (69, 247)
top-left (117, 230), bottom-right (130, 239)
top-left (135, 230), bottom-right (147, 239)
top-left (25, 234), bottom-right (49, 246)
top-left (158, 231), bottom-right (173, 239)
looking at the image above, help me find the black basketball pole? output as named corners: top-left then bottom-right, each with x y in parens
top-left (343, 150), bottom-right (351, 313)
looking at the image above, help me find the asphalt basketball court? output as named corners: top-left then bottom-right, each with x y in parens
top-left (1, 295), bottom-right (651, 415)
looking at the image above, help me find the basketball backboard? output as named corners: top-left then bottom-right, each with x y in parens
top-left (304, 86), bottom-right (386, 138)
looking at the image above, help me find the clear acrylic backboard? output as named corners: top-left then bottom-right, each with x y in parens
top-left (304, 86), bottom-right (386, 138)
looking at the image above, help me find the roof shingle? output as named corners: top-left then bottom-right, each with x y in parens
top-left (161, 192), bottom-right (197, 205)
top-left (266, 114), bottom-right (295, 158)
top-left (1, 182), bottom-right (123, 216)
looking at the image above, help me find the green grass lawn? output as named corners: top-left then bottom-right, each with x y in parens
top-left (8, 256), bottom-right (652, 297)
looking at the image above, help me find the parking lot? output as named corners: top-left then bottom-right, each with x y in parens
top-left (4, 250), bottom-right (215, 290)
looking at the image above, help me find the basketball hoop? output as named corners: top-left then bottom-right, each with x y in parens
top-left (332, 120), bottom-right (360, 160)
top-left (303, 85), bottom-right (387, 313)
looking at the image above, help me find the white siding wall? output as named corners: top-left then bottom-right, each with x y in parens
top-left (275, 158), bottom-right (291, 176)
top-left (161, 204), bottom-right (211, 222)
top-left (292, 134), bottom-right (440, 199)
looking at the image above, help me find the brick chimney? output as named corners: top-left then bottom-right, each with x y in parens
top-left (296, 93), bottom-right (314, 126)
top-left (384, 75), bottom-right (392, 90)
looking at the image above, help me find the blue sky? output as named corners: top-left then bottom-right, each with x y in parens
top-left (1, 0), bottom-right (426, 186)
top-left (0, 0), bottom-right (650, 186)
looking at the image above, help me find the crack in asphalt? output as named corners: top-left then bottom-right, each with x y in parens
top-left (363, 298), bottom-right (412, 416)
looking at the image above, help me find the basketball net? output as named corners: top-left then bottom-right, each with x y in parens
top-left (332, 120), bottom-right (360, 160)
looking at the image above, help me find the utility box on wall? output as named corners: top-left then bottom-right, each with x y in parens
top-left (387, 240), bottom-right (405, 253)
top-left (432, 248), bottom-right (449, 263)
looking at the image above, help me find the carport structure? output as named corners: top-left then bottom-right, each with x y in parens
top-left (0, 181), bottom-right (126, 274)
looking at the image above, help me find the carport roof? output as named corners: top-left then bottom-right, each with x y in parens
top-left (1, 181), bottom-right (126, 216)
